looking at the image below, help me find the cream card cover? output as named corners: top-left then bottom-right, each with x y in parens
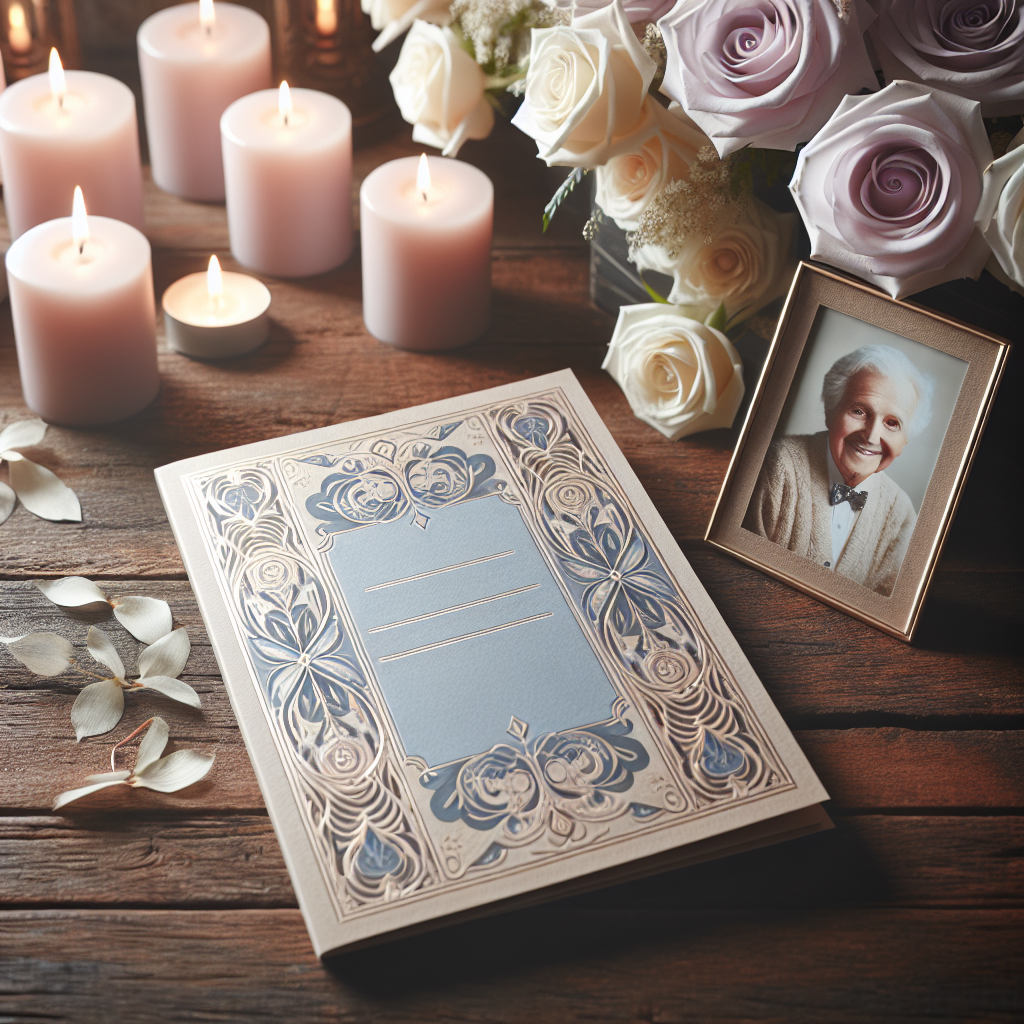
top-left (155, 370), bottom-right (829, 955)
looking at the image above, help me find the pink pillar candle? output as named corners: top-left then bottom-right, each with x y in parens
top-left (221, 86), bottom-right (352, 278)
top-left (6, 214), bottom-right (159, 426)
top-left (0, 71), bottom-right (144, 240)
top-left (138, 2), bottom-right (271, 201)
top-left (360, 156), bottom-right (492, 351)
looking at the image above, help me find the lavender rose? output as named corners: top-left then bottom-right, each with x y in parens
top-left (657, 0), bottom-right (878, 156)
top-left (790, 80), bottom-right (992, 298)
top-left (573, 0), bottom-right (678, 24)
top-left (872, 0), bottom-right (1024, 116)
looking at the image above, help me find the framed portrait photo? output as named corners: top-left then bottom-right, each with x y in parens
top-left (706, 262), bottom-right (1011, 642)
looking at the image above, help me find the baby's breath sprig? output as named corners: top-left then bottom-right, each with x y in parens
top-left (451, 0), bottom-right (567, 79)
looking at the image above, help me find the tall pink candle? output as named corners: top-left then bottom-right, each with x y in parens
top-left (6, 208), bottom-right (159, 426)
top-left (360, 156), bottom-right (492, 351)
top-left (138, 2), bottom-right (271, 201)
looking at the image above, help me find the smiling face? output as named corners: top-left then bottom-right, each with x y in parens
top-left (827, 369), bottom-right (919, 487)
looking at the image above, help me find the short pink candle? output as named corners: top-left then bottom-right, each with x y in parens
top-left (0, 68), bottom-right (144, 240)
top-left (6, 206), bottom-right (159, 426)
top-left (138, 1), bottom-right (271, 201)
top-left (221, 85), bottom-right (352, 278)
top-left (360, 156), bottom-right (492, 351)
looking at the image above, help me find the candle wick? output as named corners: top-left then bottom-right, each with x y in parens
top-left (421, 190), bottom-right (427, 202)
top-left (204, 22), bottom-right (212, 36)
top-left (77, 241), bottom-right (84, 255)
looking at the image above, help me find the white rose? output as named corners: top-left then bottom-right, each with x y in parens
top-left (594, 101), bottom-right (710, 231)
top-left (511, 0), bottom-right (657, 167)
top-left (602, 303), bottom-right (745, 440)
top-left (666, 197), bottom-right (798, 322)
top-left (390, 22), bottom-right (495, 157)
top-left (976, 129), bottom-right (1024, 294)
top-left (364, 0), bottom-right (451, 52)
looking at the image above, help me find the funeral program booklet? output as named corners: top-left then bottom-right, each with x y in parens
top-left (156, 370), bottom-right (829, 955)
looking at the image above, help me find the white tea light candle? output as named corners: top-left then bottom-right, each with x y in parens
top-left (163, 254), bottom-right (271, 359)
top-left (6, 187), bottom-right (159, 426)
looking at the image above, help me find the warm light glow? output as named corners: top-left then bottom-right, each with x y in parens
top-left (7, 3), bottom-right (31, 55)
top-left (199, 0), bottom-right (215, 33)
top-left (315, 0), bottom-right (337, 35)
top-left (48, 48), bottom-right (66, 109)
top-left (279, 80), bottom-right (292, 126)
top-left (72, 186), bottom-right (88, 254)
top-left (207, 255), bottom-right (223, 301)
top-left (417, 153), bottom-right (431, 203)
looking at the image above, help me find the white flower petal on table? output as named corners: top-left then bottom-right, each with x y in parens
top-left (52, 772), bottom-right (130, 811)
top-left (0, 631), bottom-right (74, 675)
top-left (0, 481), bottom-right (16, 524)
top-left (0, 417), bottom-right (46, 452)
top-left (135, 716), bottom-right (170, 774)
top-left (112, 596), bottom-right (173, 645)
top-left (71, 678), bottom-right (125, 741)
top-left (36, 576), bottom-right (109, 608)
top-left (137, 627), bottom-right (188, 678)
top-left (138, 675), bottom-right (201, 709)
top-left (5, 452), bottom-right (81, 522)
top-left (133, 749), bottom-right (214, 793)
top-left (86, 626), bottom-right (125, 678)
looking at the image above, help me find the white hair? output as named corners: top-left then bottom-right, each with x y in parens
top-left (822, 344), bottom-right (935, 438)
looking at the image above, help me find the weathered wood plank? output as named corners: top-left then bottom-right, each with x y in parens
top-left (0, 815), bottom-right (1018, 910)
top-left (0, 908), bottom-right (1019, 1022)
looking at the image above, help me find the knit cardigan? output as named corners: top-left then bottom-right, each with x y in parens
top-left (743, 432), bottom-right (917, 597)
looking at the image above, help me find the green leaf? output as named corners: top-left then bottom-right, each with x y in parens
top-left (705, 303), bottom-right (728, 332)
top-left (542, 168), bottom-right (587, 233)
top-left (639, 275), bottom-right (670, 304)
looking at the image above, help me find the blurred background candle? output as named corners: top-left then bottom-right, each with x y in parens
top-left (221, 82), bottom-right (352, 277)
top-left (0, 0), bottom-right (80, 83)
top-left (138, 1), bottom-right (271, 201)
top-left (360, 154), bottom-right (492, 351)
top-left (6, 186), bottom-right (159, 426)
top-left (0, 50), bottom-right (143, 239)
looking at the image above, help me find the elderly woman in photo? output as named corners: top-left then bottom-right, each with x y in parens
top-left (744, 345), bottom-right (935, 597)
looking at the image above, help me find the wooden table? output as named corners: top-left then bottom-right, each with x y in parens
top-left (1, 116), bottom-right (1021, 1023)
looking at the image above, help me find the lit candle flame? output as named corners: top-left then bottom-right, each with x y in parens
top-left (279, 81), bottom-right (292, 127)
top-left (315, 0), bottom-right (337, 35)
top-left (8, 3), bottom-right (31, 55)
top-left (199, 0), bottom-right (215, 34)
top-left (417, 153), bottom-right (431, 203)
top-left (49, 48), bottom-right (66, 110)
top-left (72, 186), bottom-right (88, 255)
top-left (207, 255), bottom-right (223, 302)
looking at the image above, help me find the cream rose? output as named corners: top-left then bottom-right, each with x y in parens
top-left (511, 0), bottom-right (657, 167)
top-left (594, 101), bottom-right (710, 231)
top-left (365, 0), bottom-right (451, 52)
top-left (603, 303), bottom-right (745, 440)
top-left (658, 0), bottom-right (878, 156)
top-left (977, 129), bottom-right (1024, 293)
top-left (390, 21), bottom-right (495, 157)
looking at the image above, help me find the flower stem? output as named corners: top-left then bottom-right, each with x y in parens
top-left (110, 718), bottom-right (156, 772)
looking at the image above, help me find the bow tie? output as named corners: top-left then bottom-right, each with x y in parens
top-left (830, 482), bottom-right (868, 512)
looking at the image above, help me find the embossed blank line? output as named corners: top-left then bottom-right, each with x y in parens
top-left (367, 584), bottom-right (542, 633)
top-left (379, 612), bottom-right (553, 663)
top-left (364, 550), bottom-right (514, 592)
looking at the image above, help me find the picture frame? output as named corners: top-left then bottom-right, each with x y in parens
top-left (706, 262), bottom-right (1011, 642)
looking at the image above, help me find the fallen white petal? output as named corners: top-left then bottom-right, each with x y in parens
top-left (0, 481), bottom-right (15, 524)
top-left (0, 417), bottom-right (46, 452)
top-left (135, 716), bottom-right (170, 773)
top-left (86, 626), bottom-right (125, 679)
top-left (114, 597), bottom-right (174, 646)
top-left (36, 576), bottom-right (109, 608)
top-left (133, 750), bottom-right (214, 793)
top-left (52, 772), bottom-right (130, 811)
top-left (137, 626), bottom-right (189, 679)
top-left (138, 676), bottom-right (201, 709)
top-left (71, 678), bottom-right (125, 741)
top-left (6, 453), bottom-right (81, 522)
top-left (0, 632), bottom-right (74, 675)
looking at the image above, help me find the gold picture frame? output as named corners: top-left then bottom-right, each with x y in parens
top-left (706, 262), bottom-right (1011, 642)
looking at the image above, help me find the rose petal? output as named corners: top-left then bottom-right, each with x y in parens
top-left (86, 626), bottom-right (125, 679)
top-left (138, 627), bottom-right (189, 679)
top-left (112, 596), bottom-right (174, 645)
top-left (35, 576), bottom-right (109, 608)
top-left (0, 417), bottom-right (46, 452)
top-left (138, 676), bottom-right (201, 709)
top-left (0, 481), bottom-right (16, 524)
top-left (5, 453), bottom-right (81, 522)
top-left (0, 632), bottom-right (75, 675)
top-left (135, 716), bottom-right (170, 773)
top-left (52, 772), bottom-right (130, 811)
top-left (133, 750), bottom-right (214, 793)
top-left (71, 678), bottom-right (125, 741)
